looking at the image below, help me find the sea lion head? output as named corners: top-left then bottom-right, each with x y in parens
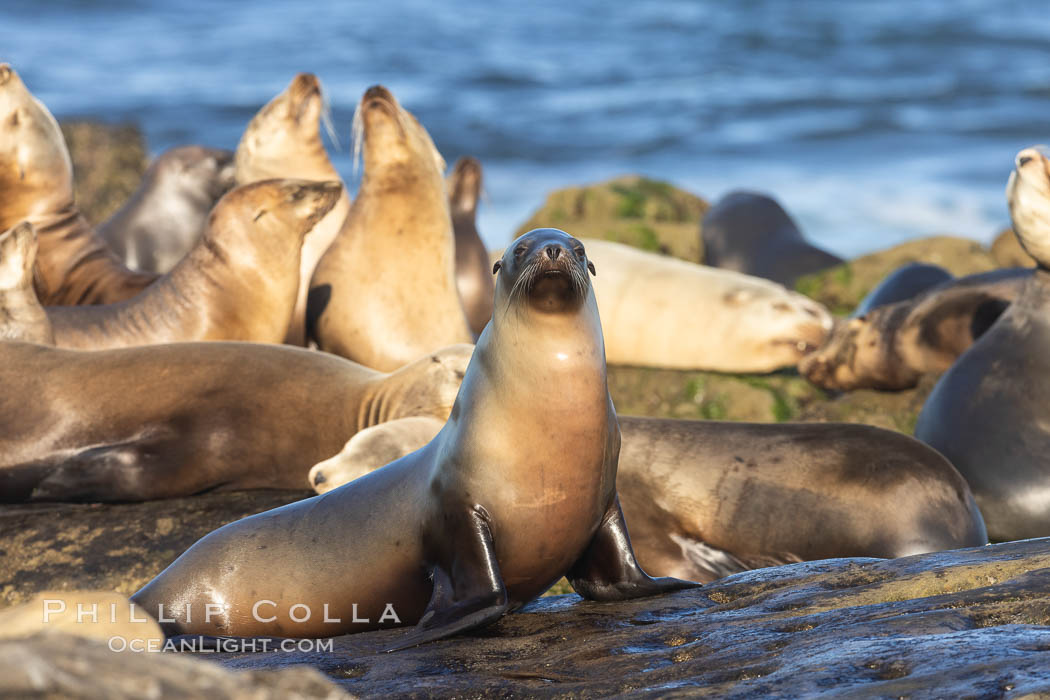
top-left (0, 221), bottom-right (54, 345)
top-left (352, 85), bottom-right (446, 184)
top-left (154, 145), bottom-right (236, 203)
top-left (718, 280), bottom-right (831, 367)
top-left (493, 228), bottom-right (596, 314)
top-left (1007, 145), bottom-right (1050, 268)
top-left (0, 64), bottom-right (74, 228)
top-left (799, 315), bottom-right (882, 390)
top-left (208, 178), bottom-right (344, 244)
top-left (235, 73), bottom-right (336, 183)
top-left (448, 156), bottom-right (482, 217)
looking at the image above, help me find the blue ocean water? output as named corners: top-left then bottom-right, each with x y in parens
top-left (3, 0), bottom-right (1049, 256)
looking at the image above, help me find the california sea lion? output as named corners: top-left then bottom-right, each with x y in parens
top-left (916, 146), bottom-right (1050, 541)
top-left (45, 179), bottom-right (343, 349)
top-left (235, 73), bottom-right (350, 345)
top-left (852, 262), bottom-right (954, 317)
top-left (0, 222), bottom-right (53, 345)
top-left (800, 267), bottom-right (1028, 391)
top-left (310, 415), bottom-right (987, 582)
top-left (701, 190), bottom-right (843, 286)
top-left (308, 85), bottom-right (473, 370)
top-left (0, 338), bottom-right (472, 503)
top-left (580, 238), bottom-right (831, 372)
top-left (448, 156), bottom-right (495, 335)
top-left (99, 145), bottom-right (235, 273)
top-left (0, 63), bottom-right (158, 305)
top-left (133, 228), bottom-right (696, 645)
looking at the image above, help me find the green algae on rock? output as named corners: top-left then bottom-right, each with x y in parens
top-left (514, 174), bottom-right (708, 262)
top-left (795, 236), bottom-right (999, 314)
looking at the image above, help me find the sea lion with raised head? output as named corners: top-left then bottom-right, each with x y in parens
top-left (308, 85), bottom-right (473, 370)
top-left (99, 145), bottom-right (236, 273)
top-left (701, 190), bottom-right (842, 286)
top-left (448, 156), bottom-right (495, 335)
top-left (133, 228), bottom-right (696, 645)
top-left (916, 146), bottom-right (1050, 541)
top-left (310, 414), bottom-right (987, 583)
top-left (45, 179), bottom-right (343, 349)
top-left (235, 73), bottom-right (351, 345)
top-left (580, 238), bottom-right (831, 372)
top-left (800, 267), bottom-right (1028, 391)
top-left (0, 63), bottom-right (158, 305)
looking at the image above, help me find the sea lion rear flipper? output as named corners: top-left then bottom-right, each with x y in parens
top-left (385, 504), bottom-right (510, 652)
top-left (568, 496), bottom-right (702, 601)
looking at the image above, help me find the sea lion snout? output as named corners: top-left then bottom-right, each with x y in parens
top-left (0, 64), bottom-right (11, 87)
top-left (363, 84), bottom-right (395, 105)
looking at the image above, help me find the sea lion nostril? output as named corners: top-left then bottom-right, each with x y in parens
top-left (545, 246), bottom-right (560, 260)
top-left (313, 472), bottom-right (326, 485)
top-left (1018, 155), bottom-right (1034, 168)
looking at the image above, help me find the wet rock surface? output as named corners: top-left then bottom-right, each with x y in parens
top-left (60, 120), bottom-right (148, 225)
top-left (0, 633), bottom-right (348, 699)
top-left (515, 174), bottom-right (709, 262)
top-left (209, 538), bottom-right (1050, 697)
top-left (0, 490), bottom-right (311, 607)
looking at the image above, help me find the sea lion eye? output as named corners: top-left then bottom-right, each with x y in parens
top-left (514, 245), bottom-right (528, 259)
top-left (573, 246), bottom-right (585, 259)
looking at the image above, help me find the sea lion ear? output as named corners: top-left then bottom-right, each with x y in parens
top-left (587, 261), bottom-right (596, 277)
top-left (492, 260), bottom-right (501, 275)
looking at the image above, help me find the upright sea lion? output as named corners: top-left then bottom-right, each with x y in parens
top-left (45, 179), bottom-right (343, 349)
top-left (916, 146), bottom-right (1050, 541)
top-left (235, 73), bottom-right (351, 345)
top-left (0, 63), bottom-right (158, 305)
top-left (99, 145), bottom-right (236, 273)
top-left (800, 267), bottom-right (1028, 391)
top-left (310, 415), bottom-right (987, 583)
top-left (133, 229), bottom-right (696, 645)
top-left (580, 238), bottom-right (831, 372)
top-left (701, 191), bottom-right (842, 286)
top-left (0, 338), bottom-right (473, 502)
top-left (448, 156), bottom-right (495, 335)
top-left (308, 85), bottom-right (473, 370)
top-left (0, 222), bottom-right (53, 345)
top-left (852, 262), bottom-right (954, 317)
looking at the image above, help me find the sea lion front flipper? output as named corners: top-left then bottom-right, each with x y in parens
top-left (385, 504), bottom-right (510, 652)
top-left (568, 496), bottom-right (702, 601)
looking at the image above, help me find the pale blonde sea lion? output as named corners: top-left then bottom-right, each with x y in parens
top-left (46, 179), bottom-right (343, 349)
top-left (235, 73), bottom-right (351, 345)
top-left (0, 63), bottom-right (158, 305)
top-left (448, 156), bottom-right (495, 335)
top-left (99, 145), bottom-right (236, 273)
top-left (308, 85), bottom-right (473, 370)
top-left (572, 239), bottom-right (831, 372)
top-left (133, 229), bottom-right (696, 646)
top-left (0, 222), bottom-right (53, 345)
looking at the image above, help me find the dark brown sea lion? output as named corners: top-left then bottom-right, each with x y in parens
top-left (308, 85), bottom-right (472, 370)
top-left (852, 262), bottom-right (954, 317)
top-left (99, 145), bottom-right (236, 273)
top-left (46, 179), bottom-right (343, 349)
top-left (133, 228), bottom-right (696, 645)
top-left (310, 415), bottom-right (988, 583)
top-left (799, 267), bottom-right (1028, 391)
top-left (235, 73), bottom-right (350, 346)
top-left (0, 336), bottom-right (472, 502)
top-left (916, 146), bottom-right (1050, 541)
top-left (701, 190), bottom-right (843, 286)
top-left (448, 156), bottom-right (495, 335)
top-left (0, 62), bottom-right (158, 305)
